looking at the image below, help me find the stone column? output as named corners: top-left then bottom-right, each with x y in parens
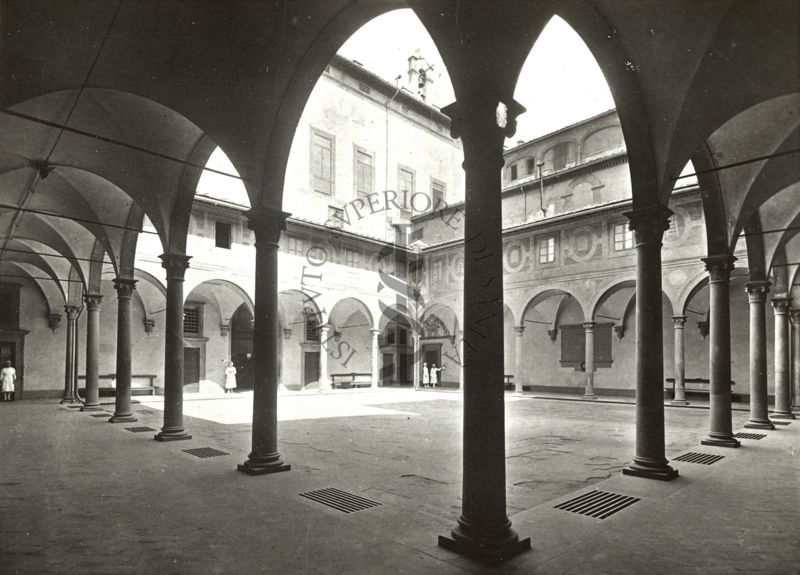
top-left (671, 316), bottom-right (689, 405)
top-left (109, 278), bottom-right (137, 423)
top-left (80, 294), bottom-right (103, 411)
top-left (437, 95), bottom-right (530, 561)
top-left (371, 329), bottom-right (380, 389)
top-left (238, 207), bottom-right (291, 475)
top-left (458, 330), bottom-right (464, 391)
top-left (514, 326), bottom-right (524, 392)
top-left (155, 254), bottom-right (193, 441)
top-left (792, 309), bottom-right (800, 413)
top-left (701, 255), bottom-right (740, 447)
top-left (622, 205), bottom-right (679, 480)
top-left (744, 282), bottom-right (773, 429)
top-left (582, 322), bottom-right (597, 399)
top-left (60, 305), bottom-right (81, 404)
top-left (319, 324), bottom-right (331, 391)
top-left (412, 330), bottom-right (420, 390)
top-left (771, 297), bottom-right (795, 419)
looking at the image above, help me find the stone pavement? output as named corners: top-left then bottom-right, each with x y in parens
top-left (0, 390), bottom-right (797, 574)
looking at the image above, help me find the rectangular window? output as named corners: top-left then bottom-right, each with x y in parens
top-left (509, 164), bottom-right (518, 180)
top-left (183, 306), bottom-right (201, 336)
top-left (398, 166), bottom-right (415, 197)
top-left (560, 323), bottom-right (613, 368)
top-left (613, 223), bottom-right (634, 251)
top-left (343, 248), bottom-right (359, 267)
top-left (354, 147), bottom-right (374, 197)
top-left (287, 235), bottom-right (304, 255)
top-left (215, 221), bottom-right (231, 249)
top-left (311, 128), bottom-right (334, 195)
top-left (328, 205), bottom-right (344, 228)
top-left (305, 315), bottom-right (320, 341)
top-left (357, 82), bottom-right (371, 94)
top-left (552, 142), bottom-right (569, 171)
top-left (526, 158), bottom-right (536, 175)
top-left (0, 285), bottom-right (20, 329)
top-left (430, 179), bottom-right (446, 211)
top-left (538, 236), bottom-right (556, 264)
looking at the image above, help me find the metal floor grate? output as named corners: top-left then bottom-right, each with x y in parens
top-left (674, 452), bottom-right (725, 465)
top-left (554, 490), bottom-right (640, 520)
top-left (299, 487), bottom-right (381, 513)
top-left (125, 426), bottom-right (157, 433)
top-left (771, 421), bottom-right (791, 426)
top-left (90, 413), bottom-right (110, 418)
top-left (733, 432), bottom-right (766, 440)
top-left (183, 447), bottom-right (229, 458)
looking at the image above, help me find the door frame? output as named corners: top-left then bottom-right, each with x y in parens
top-left (0, 330), bottom-right (27, 398)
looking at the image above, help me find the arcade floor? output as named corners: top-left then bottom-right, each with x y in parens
top-left (1, 389), bottom-right (798, 574)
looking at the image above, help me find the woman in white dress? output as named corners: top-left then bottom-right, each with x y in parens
top-left (422, 362), bottom-right (430, 388)
top-left (1, 360), bottom-right (16, 401)
top-left (224, 361), bottom-right (237, 393)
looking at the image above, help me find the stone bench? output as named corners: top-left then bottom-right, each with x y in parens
top-left (664, 377), bottom-right (739, 402)
top-left (79, 374), bottom-right (158, 396)
top-left (330, 373), bottom-right (372, 389)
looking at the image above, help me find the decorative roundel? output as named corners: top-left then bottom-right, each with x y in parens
top-left (564, 225), bottom-right (598, 263)
top-left (668, 269), bottom-right (687, 286)
top-left (503, 241), bottom-right (527, 273)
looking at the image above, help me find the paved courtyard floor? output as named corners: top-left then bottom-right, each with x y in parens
top-left (0, 389), bottom-right (798, 574)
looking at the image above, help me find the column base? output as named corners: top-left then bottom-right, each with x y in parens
top-left (769, 411), bottom-right (796, 420)
top-left (237, 452), bottom-right (291, 476)
top-left (438, 525), bottom-right (530, 564)
top-left (622, 459), bottom-right (678, 481)
top-left (154, 430), bottom-right (192, 442)
top-left (80, 404), bottom-right (104, 412)
top-left (108, 414), bottom-right (138, 424)
top-left (670, 399), bottom-right (690, 406)
top-left (701, 434), bottom-right (740, 448)
top-left (744, 419), bottom-right (775, 430)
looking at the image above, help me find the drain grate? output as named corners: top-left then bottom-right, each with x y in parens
top-left (183, 447), bottom-right (229, 458)
top-left (554, 490), bottom-right (640, 520)
top-left (733, 432), bottom-right (766, 440)
top-left (674, 452), bottom-right (725, 465)
top-left (90, 413), bottom-right (110, 418)
top-left (299, 487), bottom-right (381, 513)
top-left (771, 421), bottom-right (791, 426)
top-left (125, 426), bottom-right (157, 433)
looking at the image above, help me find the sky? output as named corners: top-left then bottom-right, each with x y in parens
top-left (197, 10), bottom-right (627, 201)
top-left (338, 10), bottom-right (616, 143)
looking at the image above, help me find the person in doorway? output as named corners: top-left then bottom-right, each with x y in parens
top-left (430, 363), bottom-right (439, 388)
top-left (224, 361), bottom-right (237, 394)
top-left (422, 362), bottom-right (430, 388)
top-left (1, 360), bottom-right (16, 401)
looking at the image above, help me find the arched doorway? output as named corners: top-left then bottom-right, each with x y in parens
top-left (230, 303), bottom-right (254, 390)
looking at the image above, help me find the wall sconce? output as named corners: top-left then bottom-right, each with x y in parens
top-left (614, 325), bottom-right (626, 340)
top-left (283, 328), bottom-right (292, 340)
top-left (220, 322), bottom-right (230, 337)
top-left (48, 313), bottom-right (62, 332)
top-left (144, 319), bottom-right (156, 334)
top-left (697, 321), bottom-right (709, 339)
top-left (547, 328), bottom-right (558, 342)
top-left (334, 330), bottom-right (342, 342)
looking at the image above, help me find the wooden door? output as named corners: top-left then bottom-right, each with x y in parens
top-left (183, 347), bottom-right (200, 392)
top-left (303, 351), bottom-right (320, 387)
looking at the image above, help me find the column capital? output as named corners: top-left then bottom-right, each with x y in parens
top-left (702, 254), bottom-right (736, 282)
top-left (159, 253), bottom-right (191, 279)
top-left (83, 293), bottom-right (103, 310)
top-left (790, 309), bottom-right (800, 324)
top-left (441, 95), bottom-right (526, 141)
top-left (370, 329), bottom-right (381, 336)
top-left (671, 316), bottom-right (687, 328)
top-left (113, 277), bottom-right (137, 299)
top-left (623, 204), bottom-right (673, 245)
top-left (745, 280), bottom-right (770, 303)
top-left (582, 321), bottom-right (595, 331)
top-left (246, 206), bottom-right (291, 246)
top-left (64, 305), bottom-right (81, 319)
top-left (220, 321), bottom-right (230, 336)
top-left (772, 297), bottom-right (792, 314)
top-left (514, 325), bottom-right (525, 336)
